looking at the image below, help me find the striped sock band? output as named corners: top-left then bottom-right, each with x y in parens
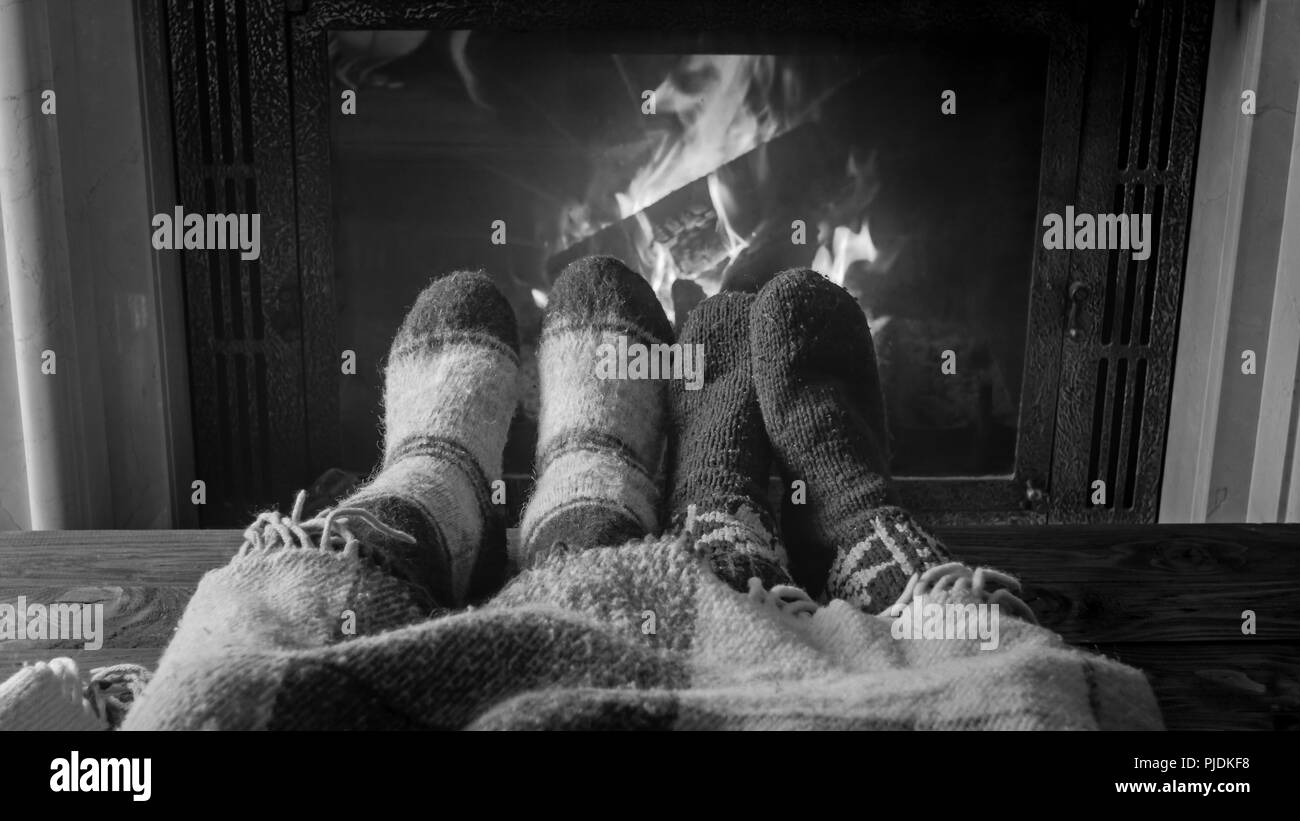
top-left (340, 271), bottom-right (519, 607)
top-left (518, 256), bottom-right (673, 568)
top-left (751, 268), bottom-right (950, 611)
top-left (824, 506), bottom-right (951, 611)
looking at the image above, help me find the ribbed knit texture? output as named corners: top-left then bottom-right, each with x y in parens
top-left (751, 269), bottom-right (951, 611)
top-left (667, 292), bottom-right (791, 592)
top-left (339, 270), bottom-right (520, 607)
top-left (517, 256), bottom-right (673, 568)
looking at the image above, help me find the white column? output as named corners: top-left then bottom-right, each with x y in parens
top-left (1250, 73), bottom-right (1300, 522)
top-left (0, 0), bottom-right (109, 528)
top-left (1161, 0), bottom-right (1300, 523)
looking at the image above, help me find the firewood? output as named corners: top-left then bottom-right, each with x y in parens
top-left (546, 121), bottom-right (843, 279)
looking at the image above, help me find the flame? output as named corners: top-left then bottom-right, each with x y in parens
top-left (621, 55), bottom-right (785, 218)
top-left (812, 221), bottom-right (879, 286)
top-left (811, 150), bottom-right (887, 287)
top-left (626, 209), bottom-right (682, 316)
top-left (550, 54), bottom-right (836, 322)
top-left (707, 170), bottom-right (749, 264)
top-left (530, 289), bottom-right (548, 309)
top-left (556, 200), bottom-right (600, 250)
top-left (616, 55), bottom-right (789, 319)
top-left (449, 31), bottom-right (492, 109)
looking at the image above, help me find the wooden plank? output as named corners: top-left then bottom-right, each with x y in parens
top-left (2, 525), bottom-right (1297, 641)
top-left (5, 523), bottom-right (1296, 579)
top-left (942, 523), bottom-right (1300, 583)
top-left (0, 578), bottom-right (1286, 652)
top-left (1092, 642), bottom-right (1300, 731)
top-left (0, 529), bottom-right (239, 585)
top-left (1011, 579), bottom-right (1297, 642)
top-left (0, 647), bottom-right (165, 683)
top-left (0, 586), bottom-right (193, 650)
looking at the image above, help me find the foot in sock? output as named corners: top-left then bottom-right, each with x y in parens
top-left (750, 268), bottom-right (950, 612)
top-left (517, 256), bottom-right (673, 569)
top-left (327, 270), bottom-right (520, 608)
top-left (667, 291), bottom-right (792, 592)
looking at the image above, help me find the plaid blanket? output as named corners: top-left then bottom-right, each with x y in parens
top-left (106, 530), bottom-right (1163, 731)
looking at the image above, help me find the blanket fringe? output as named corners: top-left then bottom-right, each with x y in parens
top-left (883, 562), bottom-right (1038, 624)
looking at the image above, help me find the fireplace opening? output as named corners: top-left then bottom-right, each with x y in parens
top-left (328, 29), bottom-right (1047, 482)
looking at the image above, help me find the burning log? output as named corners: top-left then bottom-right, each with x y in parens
top-left (545, 122), bottom-right (844, 285)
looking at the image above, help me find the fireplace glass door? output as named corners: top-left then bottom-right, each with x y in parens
top-left (327, 30), bottom-right (1048, 481)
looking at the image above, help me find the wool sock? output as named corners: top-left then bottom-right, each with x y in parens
top-left (751, 268), bottom-right (951, 612)
top-left (338, 270), bottom-right (520, 608)
top-left (517, 256), bottom-right (673, 568)
top-left (667, 291), bottom-right (791, 592)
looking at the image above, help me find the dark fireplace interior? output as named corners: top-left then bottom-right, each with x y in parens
top-left (152, 0), bottom-right (1211, 527)
top-left (329, 30), bottom-right (1047, 481)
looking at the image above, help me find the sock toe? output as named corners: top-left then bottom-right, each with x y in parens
top-left (751, 268), bottom-right (891, 487)
top-left (752, 269), bottom-right (888, 465)
top-left (395, 269), bottom-right (520, 357)
top-left (547, 256), bottom-right (674, 344)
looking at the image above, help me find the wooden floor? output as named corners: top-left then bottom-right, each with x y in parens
top-left (1, 524), bottom-right (1297, 730)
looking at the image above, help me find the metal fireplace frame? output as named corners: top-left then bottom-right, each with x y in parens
top-left (143, 0), bottom-right (1212, 526)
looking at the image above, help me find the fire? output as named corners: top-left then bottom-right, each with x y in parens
top-left (625, 209), bottom-right (682, 315)
top-left (619, 55), bottom-right (794, 319)
top-left (549, 52), bottom-right (876, 323)
top-left (706, 170), bottom-right (749, 265)
top-left (621, 55), bottom-right (785, 218)
top-left (449, 31), bottom-right (492, 109)
top-left (812, 220), bottom-right (879, 286)
top-left (811, 150), bottom-right (890, 287)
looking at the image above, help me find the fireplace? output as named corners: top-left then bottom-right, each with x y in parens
top-left (148, 0), bottom-right (1212, 526)
top-left (330, 29), bottom-right (1047, 478)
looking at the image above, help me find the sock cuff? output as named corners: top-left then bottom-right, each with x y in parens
top-left (537, 428), bottom-right (657, 484)
top-left (382, 434), bottom-right (495, 512)
top-left (518, 451), bottom-right (661, 558)
top-left (677, 504), bottom-right (792, 592)
top-left (825, 507), bottom-right (953, 613)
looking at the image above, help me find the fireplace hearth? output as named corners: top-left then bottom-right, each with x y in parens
top-left (146, 0), bottom-right (1213, 527)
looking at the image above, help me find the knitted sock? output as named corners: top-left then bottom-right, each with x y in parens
top-left (667, 291), bottom-right (791, 592)
top-left (517, 256), bottom-right (673, 568)
top-left (750, 268), bottom-right (950, 612)
top-left (339, 270), bottom-right (520, 608)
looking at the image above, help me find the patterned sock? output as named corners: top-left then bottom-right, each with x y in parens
top-left (517, 256), bottom-right (673, 568)
top-left (750, 268), bottom-right (951, 612)
top-left (339, 270), bottom-right (520, 608)
top-left (667, 291), bottom-right (791, 592)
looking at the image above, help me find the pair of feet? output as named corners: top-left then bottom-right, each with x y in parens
top-left (667, 264), bottom-right (969, 613)
top-left (520, 257), bottom-right (950, 614)
top-left (242, 256), bottom-right (1025, 621)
